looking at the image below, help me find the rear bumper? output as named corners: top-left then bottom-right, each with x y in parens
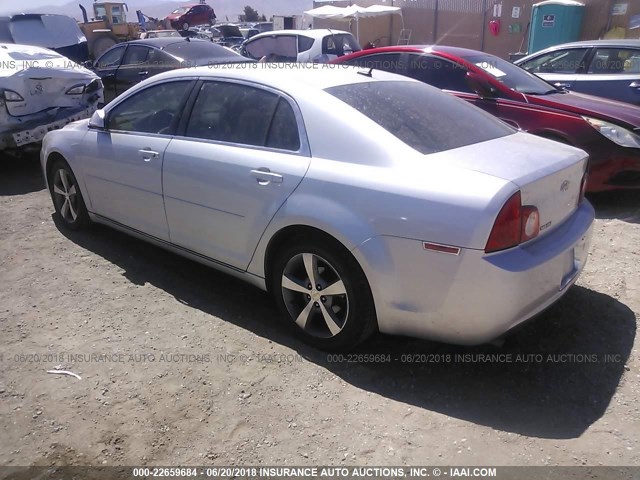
top-left (352, 201), bottom-right (595, 345)
top-left (0, 105), bottom-right (97, 151)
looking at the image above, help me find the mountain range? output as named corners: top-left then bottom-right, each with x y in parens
top-left (0, 0), bottom-right (314, 23)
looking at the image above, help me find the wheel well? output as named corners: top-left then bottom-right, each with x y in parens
top-left (45, 152), bottom-right (67, 185)
top-left (264, 225), bottom-right (352, 293)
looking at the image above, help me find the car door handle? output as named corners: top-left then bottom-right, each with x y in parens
top-left (139, 148), bottom-right (159, 161)
top-left (554, 82), bottom-right (571, 89)
top-left (630, 81), bottom-right (640, 89)
top-left (138, 71), bottom-right (149, 76)
top-left (250, 168), bottom-right (283, 184)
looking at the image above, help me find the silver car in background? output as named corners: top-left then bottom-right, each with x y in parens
top-left (40, 64), bottom-right (594, 350)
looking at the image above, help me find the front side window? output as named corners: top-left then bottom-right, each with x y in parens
top-left (588, 48), bottom-right (640, 74)
top-left (108, 81), bottom-right (192, 134)
top-left (186, 81), bottom-right (300, 150)
top-left (520, 48), bottom-right (589, 74)
top-left (326, 81), bottom-right (513, 155)
top-left (96, 45), bottom-right (125, 69)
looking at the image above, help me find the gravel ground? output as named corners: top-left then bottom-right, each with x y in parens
top-left (0, 155), bottom-right (638, 469)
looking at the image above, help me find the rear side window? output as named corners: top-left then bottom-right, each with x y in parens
top-left (244, 36), bottom-right (297, 61)
top-left (186, 82), bottom-right (293, 148)
top-left (298, 35), bottom-right (314, 53)
top-left (266, 99), bottom-right (301, 151)
top-left (326, 81), bottom-right (513, 155)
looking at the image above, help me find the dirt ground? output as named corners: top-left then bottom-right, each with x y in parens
top-left (0, 154), bottom-right (638, 469)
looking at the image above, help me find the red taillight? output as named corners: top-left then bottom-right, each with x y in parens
top-left (485, 191), bottom-right (522, 253)
top-left (485, 191), bottom-right (539, 253)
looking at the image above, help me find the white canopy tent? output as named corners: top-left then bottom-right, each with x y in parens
top-left (303, 4), bottom-right (403, 43)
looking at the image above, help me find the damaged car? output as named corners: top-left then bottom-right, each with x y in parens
top-left (0, 43), bottom-right (103, 154)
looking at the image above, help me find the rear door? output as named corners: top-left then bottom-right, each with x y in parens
top-left (114, 45), bottom-right (153, 95)
top-left (162, 80), bottom-right (310, 269)
top-left (94, 44), bottom-right (126, 103)
top-left (574, 47), bottom-right (640, 105)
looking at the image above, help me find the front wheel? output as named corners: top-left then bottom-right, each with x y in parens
top-left (48, 159), bottom-right (91, 230)
top-left (270, 237), bottom-right (377, 350)
top-left (182, 21), bottom-right (189, 31)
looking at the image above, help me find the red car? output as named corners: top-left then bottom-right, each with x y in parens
top-left (164, 3), bottom-right (216, 31)
top-left (334, 46), bottom-right (640, 192)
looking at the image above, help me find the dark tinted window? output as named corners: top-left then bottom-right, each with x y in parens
top-left (122, 45), bottom-right (150, 65)
top-left (266, 99), bottom-right (300, 151)
top-left (96, 45), bottom-right (125, 68)
top-left (298, 35), bottom-right (314, 53)
top-left (520, 48), bottom-right (589, 73)
top-left (344, 53), bottom-right (405, 74)
top-left (108, 81), bottom-right (192, 134)
top-left (186, 82), bottom-right (280, 147)
top-left (326, 81), bottom-right (513, 155)
top-left (163, 40), bottom-right (244, 63)
top-left (406, 55), bottom-right (473, 93)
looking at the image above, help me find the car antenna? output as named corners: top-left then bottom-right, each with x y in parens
top-left (357, 67), bottom-right (374, 77)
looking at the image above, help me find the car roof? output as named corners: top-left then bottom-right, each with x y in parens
top-left (527, 39), bottom-right (640, 51)
top-left (138, 63), bottom-right (415, 92)
top-left (248, 29), bottom-right (352, 42)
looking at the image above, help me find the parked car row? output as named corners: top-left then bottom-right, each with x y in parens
top-left (333, 45), bottom-right (640, 192)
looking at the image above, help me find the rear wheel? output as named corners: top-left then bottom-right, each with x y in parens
top-left (270, 236), bottom-right (377, 350)
top-left (48, 159), bottom-right (90, 230)
top-left (182, 21), bottom-right (189, 31)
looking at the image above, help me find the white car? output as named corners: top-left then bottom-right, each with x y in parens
top-left (41, 64), bottom-right (593, 350)
top-left (241, 29), bottom-right (361, 63)
top-left (0, 43), bottom-right (103, 153)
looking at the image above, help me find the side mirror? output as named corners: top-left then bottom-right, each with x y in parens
top-left (88, 109), bottom-right (106, 130)
top-left (466, 71), bottom-right (499, 98)
top-left (83, 60), bottom-right (94, 70)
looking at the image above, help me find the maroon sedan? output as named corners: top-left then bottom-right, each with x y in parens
top-left (334, 46), bottom-right (640, 192)
top-left (164, 3), bottom-right (216, 31)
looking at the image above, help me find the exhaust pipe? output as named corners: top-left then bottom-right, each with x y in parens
top-left (79, 4), bottom-right (88, 23)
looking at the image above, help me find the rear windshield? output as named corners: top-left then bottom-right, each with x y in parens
top-left (325, 81), bottom-right (514, 155)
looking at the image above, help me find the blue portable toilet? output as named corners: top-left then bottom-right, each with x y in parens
top-left (528, 0), bottom-right (585, 54)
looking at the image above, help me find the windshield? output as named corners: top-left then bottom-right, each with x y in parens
top-left (462, 54), bottom-right (558, 95)
top-left (326, 81), bottom-right (513, 155)
top-left (172, 7), bottom-right (190, 14)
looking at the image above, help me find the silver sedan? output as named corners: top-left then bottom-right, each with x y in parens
top-left (41, 64), bottom-right (595, 350)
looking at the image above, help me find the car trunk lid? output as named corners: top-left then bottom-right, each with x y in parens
top-left (435, 132), bottom-right (588, 240)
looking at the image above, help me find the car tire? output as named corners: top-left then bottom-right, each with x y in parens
top-left (48, 159), bottom-right (91, 231)
top-left (182, 21), bottom-right (189, 31)
top-left (270, 235), bottom-right (377, 351)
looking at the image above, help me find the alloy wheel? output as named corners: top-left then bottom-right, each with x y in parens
top-left (281, 253), bottom-right (349, 338)
top-left (52, 168), bottom-right (79, 224)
